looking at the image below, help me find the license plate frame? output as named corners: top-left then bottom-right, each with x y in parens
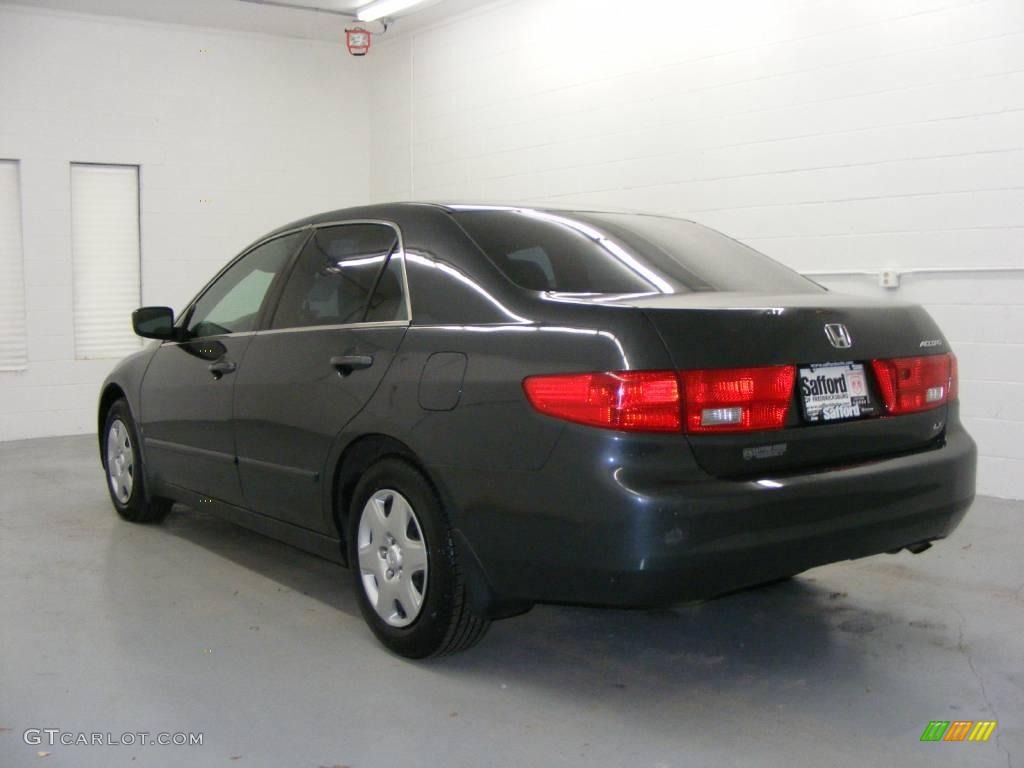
top-left (798, 361), bottom-right (877, 423)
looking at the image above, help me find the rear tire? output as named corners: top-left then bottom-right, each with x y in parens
top-left (102, 399), bottom-right (171, 523)
top-left (347, 458), bottom-right (490, 658)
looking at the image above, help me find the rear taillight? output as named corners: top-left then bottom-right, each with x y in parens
top-left (870, 353), bottom-right (956, 415)
top-left (522, 371), bottom-right (681, 432)
top-left (680, 365), bottom-right (796, 433)
top-left (523, 365), bottom-right (797, 434)
top-left (948, 353), bottom-right (959, 401)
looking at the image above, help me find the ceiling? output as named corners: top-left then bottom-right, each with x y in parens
top-left (1, 0), bottom-right (499, 41)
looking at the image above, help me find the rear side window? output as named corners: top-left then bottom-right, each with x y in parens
top-left (270, 224), bottom-right (408, 329)
top-left (453, 209), bottom-right (822, 295)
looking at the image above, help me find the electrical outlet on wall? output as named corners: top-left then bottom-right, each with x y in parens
top-left (879, 269), bottom-right (901, 289)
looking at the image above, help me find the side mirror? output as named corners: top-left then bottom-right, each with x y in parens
top-left (132, 306), bottom-right (180, 341)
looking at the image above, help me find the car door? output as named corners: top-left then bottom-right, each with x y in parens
top-left (140, 230), bottom-right (308, 506)
top-left (233, 222), bottom-right (410, 531)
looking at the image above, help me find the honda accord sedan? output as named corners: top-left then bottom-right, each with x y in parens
top-left (98, 203), bottom-right (976, 657)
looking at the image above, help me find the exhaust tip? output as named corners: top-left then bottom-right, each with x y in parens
top-left (905, 540), bottom-right (933, 555)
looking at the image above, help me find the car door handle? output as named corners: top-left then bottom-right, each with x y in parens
top-left (208, 361), bottom-right (238, 379)
top-left (330, 354), bottom-right (374, 376)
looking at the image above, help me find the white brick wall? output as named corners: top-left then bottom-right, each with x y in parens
top-left (368, 0), bottom-right (1024, 499)
top-left (0, 5), bottom-right (370, 441)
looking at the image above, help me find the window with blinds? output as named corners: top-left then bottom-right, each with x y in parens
top-left (71, 163), bottom-right (142, 359)
top-left (0, 160), bottom-right (27, 371)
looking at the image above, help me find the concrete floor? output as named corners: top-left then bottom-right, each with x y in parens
top-left (0, 436), bottom-right (1021, 768)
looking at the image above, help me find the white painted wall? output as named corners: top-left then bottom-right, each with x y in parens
top-left (0, 5), bottom-right (370, 441)
top-left (368, 0), bottom-right (1024, 499)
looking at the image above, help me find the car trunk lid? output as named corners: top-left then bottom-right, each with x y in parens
top-left (609, 291), bottom-right (951, 476)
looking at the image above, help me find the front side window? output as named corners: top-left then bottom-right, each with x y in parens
top-left (271, 224), bottom-right (408, 330)
top-left (187, 231), bottom-right (304, 338)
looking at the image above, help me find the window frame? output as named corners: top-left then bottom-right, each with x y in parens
top-left (0, 159), bottom-right (27, 371)
top-left (69, 161), bottom-right (143, 359)
top-left (170, 219), bottom-right (412, 343)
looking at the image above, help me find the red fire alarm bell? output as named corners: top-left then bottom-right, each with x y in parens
top-left (346, 28), bottom-right (371, 56)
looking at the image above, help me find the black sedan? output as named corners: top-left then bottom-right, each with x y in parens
top-left (98, 203), bottom-right (976, 657)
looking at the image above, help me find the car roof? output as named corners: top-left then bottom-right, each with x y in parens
top-left (254, 202), bottom-right (687, 253)
top-left (427, 202), bottom-right (656, 216)
top-left (275, 201), bottom-right (653, 228)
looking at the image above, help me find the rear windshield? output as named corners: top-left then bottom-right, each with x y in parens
top-left (452, 209), bottom-right (822, 295)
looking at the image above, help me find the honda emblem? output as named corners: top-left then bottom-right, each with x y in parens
top-left (824, 323), bottom-right (852, 349)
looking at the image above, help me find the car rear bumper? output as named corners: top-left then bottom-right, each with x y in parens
top-left (437, 417), bottom-right (977, 608)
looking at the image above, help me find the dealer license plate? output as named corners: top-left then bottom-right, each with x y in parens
top-left (798, 362), bottom-right (877, 423)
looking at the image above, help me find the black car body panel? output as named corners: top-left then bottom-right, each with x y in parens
top-left (429, 407), bottom-right (973, 607)
top-left (99, 202), bottom-right (976, 612)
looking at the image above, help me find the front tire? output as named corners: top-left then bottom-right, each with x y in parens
top-left (102, 399), bottom-right (171, 523)
top-left (347, 458), bottom-right (490, 658)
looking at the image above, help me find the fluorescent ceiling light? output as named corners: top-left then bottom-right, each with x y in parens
top-left (357, 0), bottom-right (429, 21)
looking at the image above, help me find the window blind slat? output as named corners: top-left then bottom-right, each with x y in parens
top-left (0, 160), bottom-right (27, 371)
top-left (71, 164), bottom-right (141, 360)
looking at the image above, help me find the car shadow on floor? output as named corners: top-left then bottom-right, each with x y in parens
top-left (120, 500), bottom-right (989, 756)
top-left (143, 502), bottom-right (907, 701)
top-left (151, 504), bottom-right (363, 618)
top-left (437, 578), bottom-right (878, 697)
